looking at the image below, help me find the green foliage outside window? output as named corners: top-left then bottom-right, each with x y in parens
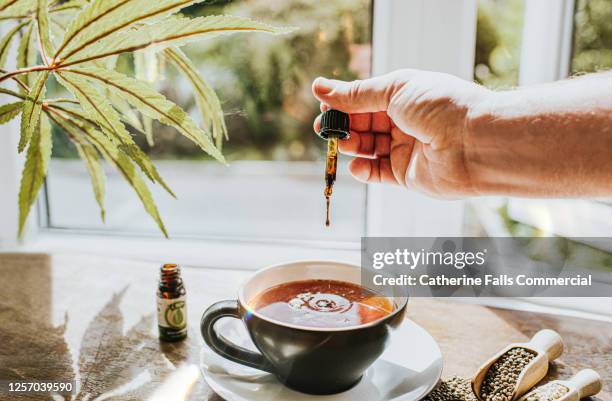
top-left (49, 0), bottom-right (372, 162)
top-left (571, 0), bottom-right (612, 74)
top-left (474, 0), bottom-right (524, 89)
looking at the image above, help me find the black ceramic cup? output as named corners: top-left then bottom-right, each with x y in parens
top-left (200, 260), bottom-right (408, 395)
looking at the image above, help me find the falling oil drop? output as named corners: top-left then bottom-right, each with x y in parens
top-left (325, 196), bottom-right (331, 227)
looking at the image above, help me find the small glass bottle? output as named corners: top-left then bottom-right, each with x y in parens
top-left (157, 263), bottom-right (187, 342)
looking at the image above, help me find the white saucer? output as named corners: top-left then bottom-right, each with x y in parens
top-left (200, 318), bottom-right (443, 401)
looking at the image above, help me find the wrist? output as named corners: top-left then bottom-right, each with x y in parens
top-left (462, 78), bottom-right (612, 198)
top-left (463, 88), bottom-right (505, 196)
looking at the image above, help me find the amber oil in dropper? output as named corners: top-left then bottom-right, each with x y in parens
top-left (318, 110), bottom-right (350, 227)
top-left (324, 137), bottom-right (339, 226)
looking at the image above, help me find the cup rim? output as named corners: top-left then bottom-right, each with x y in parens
top-left (238, 259), bottom-right (409, 332)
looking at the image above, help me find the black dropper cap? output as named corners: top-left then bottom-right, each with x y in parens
top-left (319, 109), bottom-right (350, 140)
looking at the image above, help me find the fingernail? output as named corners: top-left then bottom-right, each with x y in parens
top-left (355, 169), bottom-right (370, 181)
top-left (351, 161), bottom-right (371, 181)
top-left (314, 77), bottom-right (335, 95)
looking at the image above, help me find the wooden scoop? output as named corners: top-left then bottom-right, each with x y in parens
top-left (518, 369), bottom-right (602, 401)
top-left (472, 329), bottom-right (564, 401)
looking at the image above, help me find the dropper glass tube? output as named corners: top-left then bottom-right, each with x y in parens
top-left (324, 137), bottom-right (339, 226)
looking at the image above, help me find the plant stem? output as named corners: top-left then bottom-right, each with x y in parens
top-left (0, 87), bottom-right (25, 99)
top-left (0, 0), bottom-right (19, 13)
top-left (0, 65), bottom-right (51, 84)
top-left (0, 68), bottom-right (32, 92)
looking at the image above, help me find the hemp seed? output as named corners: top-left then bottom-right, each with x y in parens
top-left (523, 382), bottom-right (569, 401)
top-left (480, 347), bottom-right (537, 401)
top-left (424, 376), bottom-right (477, 401)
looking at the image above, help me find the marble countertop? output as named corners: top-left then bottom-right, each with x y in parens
top-left (0, 253), bottom-right (609, 401)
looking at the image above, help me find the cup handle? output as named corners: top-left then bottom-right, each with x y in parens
top-left (200, 300), bottom-right (274, 373)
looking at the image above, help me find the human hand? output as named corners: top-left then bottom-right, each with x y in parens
top-left (312, 69), bottom-right (490, 199)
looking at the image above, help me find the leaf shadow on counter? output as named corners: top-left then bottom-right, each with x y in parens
top-left (0, 283), bottom-right (220, 400)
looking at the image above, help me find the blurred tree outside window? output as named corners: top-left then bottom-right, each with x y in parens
top-left (50, 0), bottom-right (372, 162)
top-left (474, 0), bottom-right (525, 89)
top-left (571, 0), bottom-right (612, 74)
top-left (44, 0), bottom-right (372, 240)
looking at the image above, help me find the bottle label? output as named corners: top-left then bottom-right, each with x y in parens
top-left (157, 296), bottom-right (187, 331)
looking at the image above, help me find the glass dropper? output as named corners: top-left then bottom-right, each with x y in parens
top-left (318, 110), bottom-right (350, 227)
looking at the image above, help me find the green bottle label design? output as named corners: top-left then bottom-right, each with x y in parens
top-left (158, 296), bottom-right (187, 331)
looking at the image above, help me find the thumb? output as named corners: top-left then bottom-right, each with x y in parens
top-left (312, 73), bottom-right (403, 113)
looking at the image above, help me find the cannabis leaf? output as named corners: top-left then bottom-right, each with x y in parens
top-left (54, 70), bottom-right (176, 197)
top-left (46, 110), bottom-right (106, 221)
top-left (59, 14), bottom-right (294, 67)
top-left (55, 0), bottom-right (205, 62)
top-left (0, 0), bottom-right (20, 13)
top-left (18, 113), bottom-right (51, 237)
top-left (51, 0), bottom-right (88, 14)
top-left (19, 70), bottom-right (48, 152)
top-left (0, 0), bottom-right (293, 238)
top-left (16, 22), bottom-right (36, 87)
top-left (163, 46), bottom-right (227, 149)
top-left (0, 20), bottom-right (28, 68)
top-left (46, 108), bottom-right (168, 236)
top-left (72, 137), bottom-right (107, 222)
top-left (0, 0), bottom-right (37, 19)
top-left (133, 48), bottom-right (157, 145)
top-left (108, 88), bottom-right (145, 133)
top-left (62, 66), bottom-right (225, 162)
top-left (86, 112), bottom-right (167, 236)
top-left (36, 0), bottom-right (52, 63)
top-left (0, 100), bottom-right (23, 124)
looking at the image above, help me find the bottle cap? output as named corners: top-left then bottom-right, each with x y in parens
top-left (319, 109), bottom-right (350, 140)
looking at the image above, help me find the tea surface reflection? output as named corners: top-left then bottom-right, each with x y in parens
top-left (249, 280), bottom-right (394, 328)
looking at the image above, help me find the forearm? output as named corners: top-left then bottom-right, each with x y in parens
top-left (466, 72), bottom-right (612, 197)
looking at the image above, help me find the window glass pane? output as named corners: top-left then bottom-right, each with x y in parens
top-left (474, 0), bottom-right (525, 88)
top-left (570, 0), bottom-right (612, 74)
top-left (45, 0), bottom-right (372, 242)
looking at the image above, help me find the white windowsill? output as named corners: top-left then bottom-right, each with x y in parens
top-left (19, 230), bottom-right (361, 270)
top-left (15, 230), bottom-right (612, 322)
top-left (458, 297), bottom-right (612, 323)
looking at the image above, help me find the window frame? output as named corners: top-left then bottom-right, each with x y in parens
top-left (5, 0), bottom-right (476, 266)
top-left (519, 0), bottom-right (575, 85)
